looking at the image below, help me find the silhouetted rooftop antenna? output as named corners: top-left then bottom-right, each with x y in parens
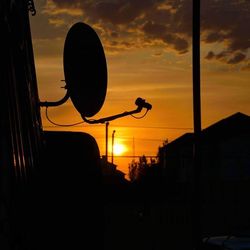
top-left (39, 22), bottom-right (152, 125)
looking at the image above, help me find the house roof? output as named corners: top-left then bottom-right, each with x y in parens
top-left (165, 112), bottom-right (250, 149)
top-left (201, 112), bottom-right (250, 141)
top-left (165, 133), bottom-right (193, 149)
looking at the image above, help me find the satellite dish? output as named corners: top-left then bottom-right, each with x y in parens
top-left (63, 22), bottom-right (107, 117)
top-left (40, 22), bottom-right (152, 125)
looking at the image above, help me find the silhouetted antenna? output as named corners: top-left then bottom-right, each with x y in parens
top-left (39, 22), bottom-right (152, 125)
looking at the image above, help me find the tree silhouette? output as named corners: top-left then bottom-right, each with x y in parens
top-left (128, 155), bottom-right (150, 182)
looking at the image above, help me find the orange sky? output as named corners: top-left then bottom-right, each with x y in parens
top-left (30, 0), bottom-right (250, 176)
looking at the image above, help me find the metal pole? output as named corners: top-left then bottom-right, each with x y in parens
top-left (105, 122), bottom-right (109, 163)
top-left (193, 1), bottom-right (201, 132)
top-left (133, 137), bottom-right (135, 159)
top-left (111, 130), bottom-right (116, 164)
top-left (192, 0), bottom-right (202, 249)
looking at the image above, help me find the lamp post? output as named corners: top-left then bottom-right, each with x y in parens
top-left (105, 122), bottom-right (109, 163)
top-left (111, 130), bottom-right (116, 164)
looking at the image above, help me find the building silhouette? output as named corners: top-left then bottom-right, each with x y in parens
top-left (158, 112), bottom-right (250, 236)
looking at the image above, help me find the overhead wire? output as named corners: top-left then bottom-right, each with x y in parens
top-left (44, 108), bottom-right (192, 130)
top-left (43, 123), bottom-right (192, 130)
top-left (45, 107), bottom-right (84, 127)
top-left (130, 109), bottom-right (149, 119)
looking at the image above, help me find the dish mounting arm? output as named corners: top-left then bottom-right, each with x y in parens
top-left (39, 89), bottom-right (70, 107)
top-left (82, 97), bottom-right (152, 124)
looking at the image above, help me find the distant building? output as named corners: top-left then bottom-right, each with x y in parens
top-left (160, 112), bottom-right (250, 184)
top-left (159, 112), bottom-right (250, 234)
top-left (100, 156), bottom-right (127, 182)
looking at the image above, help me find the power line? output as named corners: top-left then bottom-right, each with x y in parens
top-left (110, 125), bottom-right (192, 130)
top-left (43, 124), bottom-right (192, 130)
top-left (107, 155), bottom-right (158, 158)
top-left (112, 136), bottom-right (164, 142)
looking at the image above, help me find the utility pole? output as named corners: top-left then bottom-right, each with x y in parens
top-left (192, 0), bottom-right (202, 249)
top-left (111, 130), bottom-right (116, 164)
top-left (132, 137), bottom-right (135, 159)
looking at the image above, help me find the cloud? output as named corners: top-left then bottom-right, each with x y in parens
top-left (201, 0), bottom-right (250, 67)
top-left (42, 0), bottom-right (83, 16)
top-left (36, 0), bottom-right (249, 66)
top-left (48, 18), bottom-right (65, 27)
top-left (205, 50), bottom-right (246, 64)
top-left (205, 51), bottom-right (215, 60)
top-left (142, 21), bottom-right (167, 38)
top-left (51, 0), bottom-right (162, 24)
top-left (204, 32), bottom-right (225, 44)
top-left (227, 52), bottom-right (246, 64)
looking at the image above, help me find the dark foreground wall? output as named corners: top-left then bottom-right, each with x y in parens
top-left (35, 131), bottom-right (104, 249)
top-left (0, 1), bottom-right (42, 249)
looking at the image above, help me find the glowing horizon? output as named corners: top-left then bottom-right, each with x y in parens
top-left (31, 0), bottom-right (250, 177)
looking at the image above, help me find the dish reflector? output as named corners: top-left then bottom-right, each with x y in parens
top-left (63, 22), bottom-right (107, 117)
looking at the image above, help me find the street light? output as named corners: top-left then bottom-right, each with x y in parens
top-left (105, 122), bottom-right (109, 163)
top-left (111, 130), bottom-right (116, 164)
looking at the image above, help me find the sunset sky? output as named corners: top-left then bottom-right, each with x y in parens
top-left (30, 0), bottom-right (250, 176)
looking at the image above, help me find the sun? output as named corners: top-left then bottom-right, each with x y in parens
top-left (113, 143), bottom-right (127, 156)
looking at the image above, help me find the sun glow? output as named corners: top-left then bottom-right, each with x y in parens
top-left (113, 143), bottom-right (127, 156)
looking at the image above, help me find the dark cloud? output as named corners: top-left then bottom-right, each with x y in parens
top-left (162, 33), bottom-right (188, 53)
top-left (146, 8), bottom-right (172, 24)
top-left (205, 50), bottom-right (230, 62)
top-left (44, 0), bottom-right (249, 65)
top-left (52, 0), bottom-right (162, 24)
top-left (204, 32), bottom-right (225, 44)
top-left (205, 50), bottom-right (248, 70)
top-left (141, 21), bottom-right (189, 54)
top-left (227, 52), bottom-right (246, 64)
top-left (201, 0), bottom-right (250, 65)
top-left (142, 21), bottom-right (167, 38)
top-left (205, 51), bottom-right (215, 60)
top-left (216, 51), bottom-right (229, 60)
top-left (173, 36), bottom-right (189, 54)
top-left (92, 0), bottom-right (159, 24)
top-left (47, 0), bottom-right (80, 8)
